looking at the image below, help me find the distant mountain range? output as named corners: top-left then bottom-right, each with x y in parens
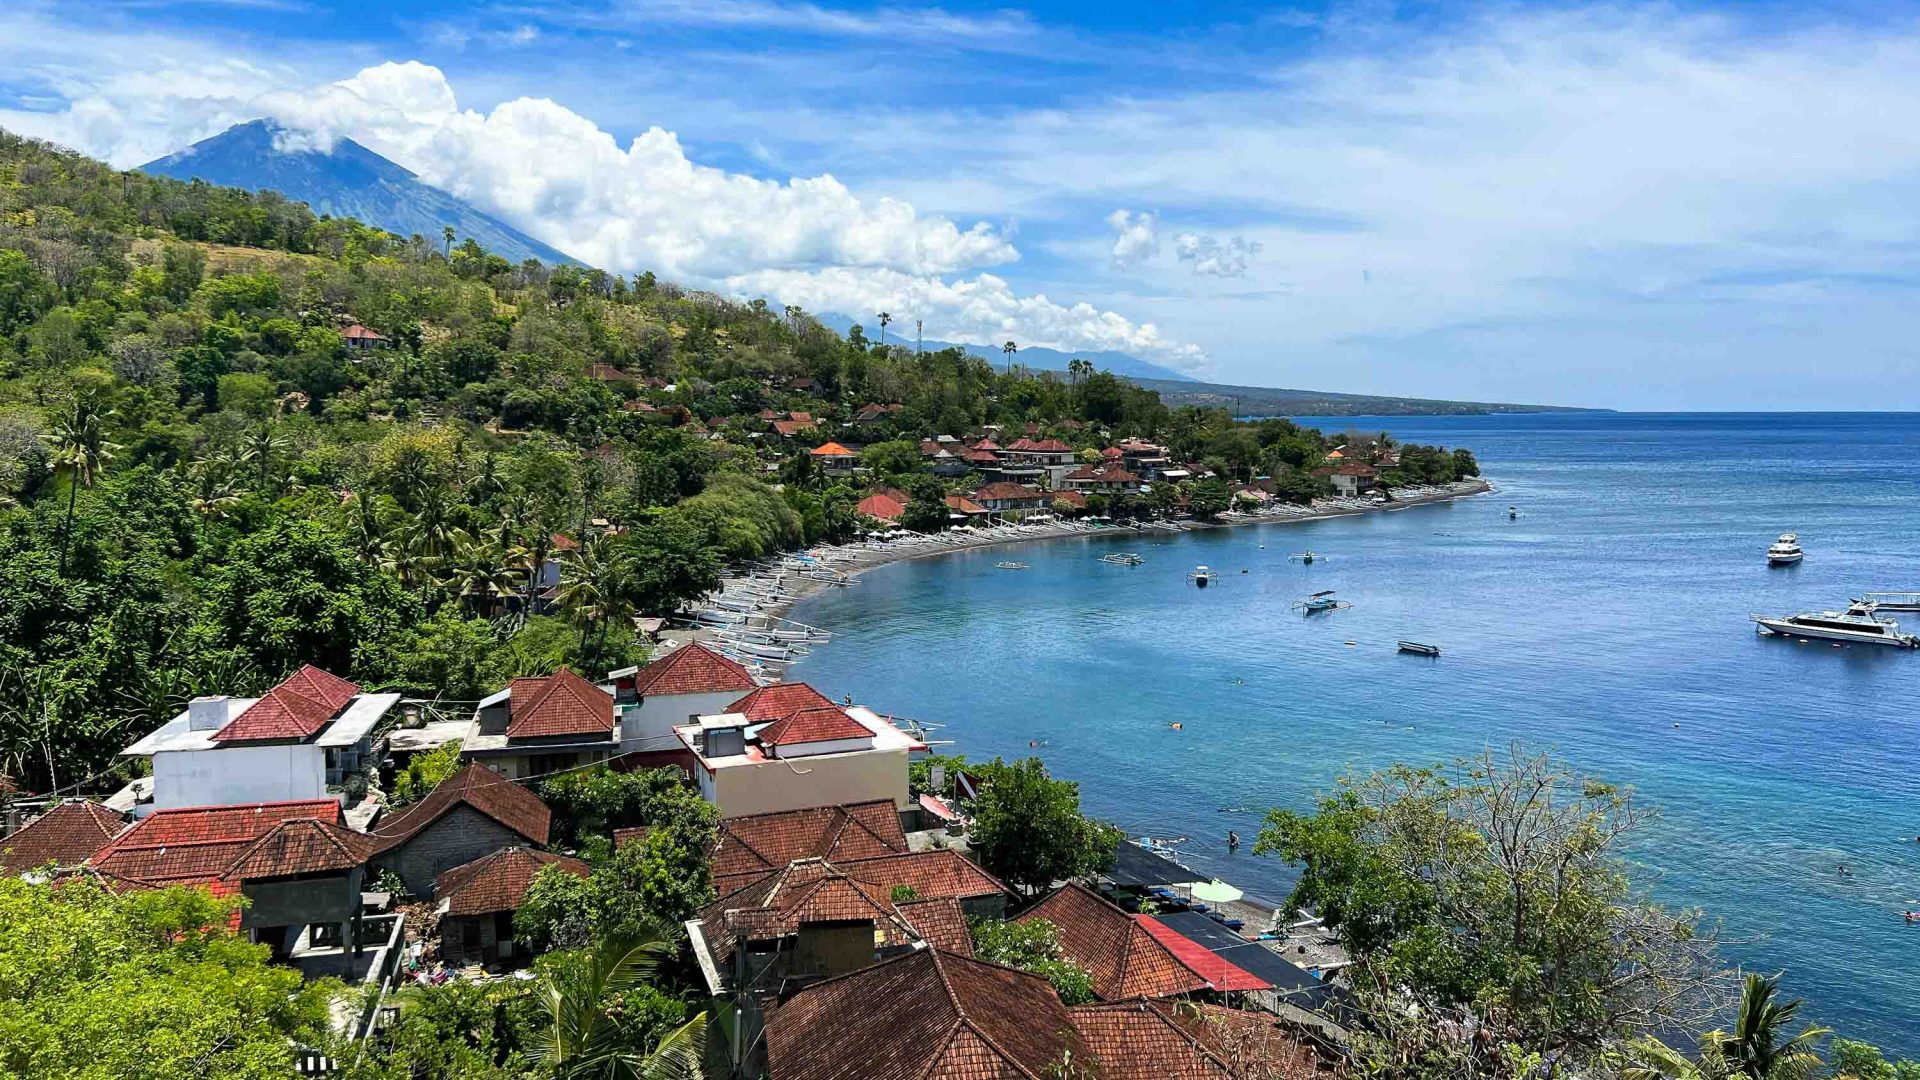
top-left (813, 313), bottom-right (1199, 382)
top-left (141, 120), bottom-right (578, 267)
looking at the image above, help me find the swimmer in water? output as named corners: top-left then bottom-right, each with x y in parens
top-left (1227, 831), bottom-right (1240, 851)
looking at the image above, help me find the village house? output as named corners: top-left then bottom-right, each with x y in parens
top-left (89, 799), bottom-right (378, 977)
top-left (462, 668), bottom-right (617, 779)
top-left (918, 439), bottom-right (967, 476)
top-left (971, 481), bottom-right (1052, 515)
top-left (340, 323), bottom-right (386, 352)
top-left (1003, 437), bottom-right (1079, 485)
top-left (606, 642), bottom-right (760, 752)
top-left (852, 402), bottom-right (903, 425)
top-left (369, 764), bottom-right (553, 897)
top-left (434, 847), bottom-right (590, 967)
top-left (0, 800), bottom-right (129, 874)
top-left (117, 665), bottom-right (399, 816)
top-left (708, 799), bottom-right (908, 898)
top-left (673, 682), bottom-right (923, 818)
top-left (1116, 437), bottom-right (1172, 477)
top-left (1062, 459), bottom-right (1144, 495)
top-left (1323, 462), bottom-right (1378, 498)
top-left (807, 440), bottom-right (858, 475)
top-left (1017, 883), bottom-right (1214, 999)
top-left (943, 492), bottom-right (991, 522)
top-left (855, 489), bottom-right (906, 524)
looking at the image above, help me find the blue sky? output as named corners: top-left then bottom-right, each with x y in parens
top-left (6, 0), bottom-right (1920, 409)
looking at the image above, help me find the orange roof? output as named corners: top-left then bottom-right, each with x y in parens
top-left (758, 705), bottom-right (871, 748)
top-left (434, 847), bottom-right (590, 916)
top-left (809, 441), bottom-right (856, 457)
top-left (944, 494), bottom-right (988, 514)
top-left (90, 800), bottom-right (344, 885)
top-left (221, 818), bottom-right (377, 881)
top-left (505, 668), bottom-right (613, 739)
top-left (855, 493), bottom-right (906, 522)
top-left (630, 643), bottom-right (758, 697)
top-left (0, 802), bottom-right (129, 873)
top-left (213, 665), bottom-right (360, 743)
top-left (1017, 883), bottom-right (1209, 1000)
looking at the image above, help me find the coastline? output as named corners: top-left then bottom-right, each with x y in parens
top-left (748, 477), bottom-right (1493, 625)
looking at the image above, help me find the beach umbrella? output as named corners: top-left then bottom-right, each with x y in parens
top-left (1190, 879), bottom-right (1244, 904)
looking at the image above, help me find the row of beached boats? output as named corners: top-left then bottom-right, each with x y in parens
top-left (680, 553), bottom-right (852, 672)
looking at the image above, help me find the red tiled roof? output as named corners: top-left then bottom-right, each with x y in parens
top-left (1067, 1001), bottom-right (1235, 1079)
top-left (586, 363), bottom-right (634, 382)
top-left (896, 896), bottom-right (974, 956)
top-left (630, 643), bottom-right (758, 698)
top-left (89, 800), bottom-right (344, 885)
top-left (766, 948), bottom-right (1092, 1080)
top-left (809, 441), bottom-right (856, 457)
top-left (772, 419), bottom-right (816, 437)
top-left (856, 493), bottom-right (906, 522)
top-left (341, 323), bottom-right (384, 340)
top-left (434, 847), bottom-right (590, 916)
top-left (1017, 884), bottom-right (1208, 1000)
top-left (1051, 490), bottom-right (1088, 508)
top-left (372, 764), bottom-right (551, 851)
top-left (1134, 916), bottom-right (1271, 992)
top-left (710, 799), bottom-right (907, 896)
top-left (699, 857), bottom-right (917, 963)
top-left (970, 438), bottom-right (1003, 451)
top-left (1332, 463), bottom-right (1377, 477)
top-left (961, 448), bottom-right (1000, 464)
top-left (221, 817), bottom-right (377, 881)
top-left (1027, 438), bottom-right (1073, 453)
top-left (945, 494), bottom-right (989, 514)
top-left (505, 668), bottom-right (614, 739)
top-left (974, 482), bottom-right (1046, 501)
top-left (212, 664), bottom-right (361, 743)
top-left (0, 802), bottom-right (128, 873)
top-left (1171, 1002), bottom-right (1338, 1080)
top-left (757, 704), bottom-right (871, 748)
top-left (834, 849), bottom-right (1011, 904)
top-left (726, 683), bottom-right (839, 724)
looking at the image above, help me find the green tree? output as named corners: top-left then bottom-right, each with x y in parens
top-left (40, 394), bottom-right (120, 575)
top-left (969, 917), bottom-right (1096, 1004)
top-left (393, 739), bottom-right (465, 807)
top-left (528, 933), bottom-right (707, 1080)
top-left (1708, 975), bottom-right (1830, 1080)
top-left (1186, 476), bottom-right (1232, 520)
top-left (859, 439), bottom-right (923, 479)
top-left (967, 757), bottom-right (1121, 898)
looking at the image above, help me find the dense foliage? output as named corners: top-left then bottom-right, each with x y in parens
top-left (965, 756), bottom-right (1124, 898)
top-left (968, 915), bottom-right (1097, 1004)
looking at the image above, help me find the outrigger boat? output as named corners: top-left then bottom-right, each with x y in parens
top-left (1289, 551), bottom-right (1318, 564)
top-left (1292, 589), bottom-right (1350, 614)
top-left (1099, 552), bottom-right (1145, 566)
top-left (995, 561), bottom-right (1029, 570)
top-left (1752, 603), bottom-right (1919, 648)
top-left (1397, 640), bottom-right (1441, 657)
top-left (1189, 565), bottom-right (1219, 588)
top-left (1856, 592), bottom-right (1920, 613)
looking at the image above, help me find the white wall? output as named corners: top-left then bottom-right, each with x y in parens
top-left (621, 691), bottom-right (744, 753)
top-left (709, 748), bottom-right (908, 818)
top-left (151, 745), bottom-right (329, 811)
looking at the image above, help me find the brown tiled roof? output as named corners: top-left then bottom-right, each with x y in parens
top-left (213, 664), bottom-right (361, 743)
top-left (630, 643), bottom-right (758, 697)
top-left (1172, 1003), bottom-right (1339, 1080)
top-left (836, 850), bottom-right (1011, 904)
top-left (1017, 884), bottom-right (1208, 1001)
top-left (766, 948), bottom-right (1094, 1080)
top-left (1067, 1001), bottom-right (1233, 1080)
top-left (221, 818), bottom-right (377, 881)
top-left (505, 668), bottom-right (614, 739)
top-left (772, 419), bottom-right (817, 437)
top-left (372, 764), bottom-right (551, 851)
top-left (0, 802), bottom-right (128, 873)
top-left (89, 800), bottom-right (344, 885)
top-left (710, 799), bottom-right (907, 896)
top-left (974, 482), bottom-right (1046, 501)
top-left (434, 847), bottom-right (590, 916)
top-left (698, 857), bottom-right (916, 963)
top-left (757, 705), bottom-right (871, 748)
top-left (896, 896), bottom-right (974, 956)
top-left (728, 682), bottom-right (837, 724)
top-left (946, 493), bottom-right (989, 514)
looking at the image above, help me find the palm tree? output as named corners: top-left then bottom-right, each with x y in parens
top-left (1002, 340), bottom-right (1017, 375)
top-left (1068, 357), bottom-right (1092, 392)
top-left (877, 311), bottom-right (891, 349)
top-left (1709, 974), bottom-right (1829, 1080)
top-left (41, 397), bottom-right (121, 575)
top-left (440, 529), bottom-right (518, 618)
top-left (187, 465), bottom-right (243, 545)
top-left (442, 225), bottom-right (456, 258)
top-left (554, 536), bottom-right (630, 661)
top-left (528, 933), bottom-right (706, 1080)
top-left (348, 490), bottom-right (388, 568)
top-left (243, 422), bottom-right (291, 493)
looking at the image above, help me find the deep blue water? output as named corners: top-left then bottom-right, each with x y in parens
top-left (786, 413), bottom-right (1920, 1051)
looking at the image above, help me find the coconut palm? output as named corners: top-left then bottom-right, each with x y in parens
top-left (528, 933), bottom-right (707, 1080)
top-left (877, 311), bottom-right (891, 349)
top-left (439, 529), bottom-right (518, 618)
top-left (1002, 340), bottom-right (1017, 375)
top-left (187, 463), bottom-right (244, 544)
top-left (553, 536), bottom-right (629, 659)
top-left (242, 422), bottom-right (291, 493)
top-left (1708, 974), bottom-right (1829, 1080)
top-left (41, 396), bottom-right (121, 575)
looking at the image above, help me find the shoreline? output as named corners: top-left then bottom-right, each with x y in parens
top-left (710, 477), bottom-right (1493, 628)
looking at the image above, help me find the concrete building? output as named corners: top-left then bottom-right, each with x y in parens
top-left (434, 847), bottom-right (590, 967)
top-left (673, 682), bottom-right (923, 818)
top-left (369, 764), bottom-right (553, 897)
top-left (607, 643), bottom-right (760, 753)
top-left (461, 668), bottom-right (618, 779)
top-left (117, 665), bottom-right (399, 816)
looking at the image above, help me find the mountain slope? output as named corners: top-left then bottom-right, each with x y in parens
top-left (141, 120), bottom-right (577, 267)
top-left (814, 313), bottom-right (1199, 382)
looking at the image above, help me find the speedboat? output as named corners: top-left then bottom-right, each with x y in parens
top-left (1189, 565), bottom-right (1218, 588)
top-left (1856, 592), bottom-right (1920, 613)
top-left (1766, 533), bottom-right (1803, 566)
top-left (1752, 603), bottom-right (1918, 648)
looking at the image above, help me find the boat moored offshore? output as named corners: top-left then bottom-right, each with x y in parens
top-left (1189, 565), bottom-right (1218, 588)
top-left (1752, 603), bottom-right (1918, 648)
top-left (1766, 533), bottom-right (1804, 566)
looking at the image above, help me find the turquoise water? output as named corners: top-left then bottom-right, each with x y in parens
top-left (785, 413), bottom-right (1920, 1051)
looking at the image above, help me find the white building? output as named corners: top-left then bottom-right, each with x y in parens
top-left (118, 665), bottom-right (399, 816)
top-left (674, 682), bottom-right (924, 818)
top-left (607, 643), bottom-right (760, 754)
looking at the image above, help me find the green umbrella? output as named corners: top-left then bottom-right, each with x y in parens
top-left (1190, 879), bottom-right (1244, 904)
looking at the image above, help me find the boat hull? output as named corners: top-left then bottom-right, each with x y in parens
top-left (1754, 618), bottom-right (1916, 648)
top-left (1767, 553), bottom-right (1803, 565)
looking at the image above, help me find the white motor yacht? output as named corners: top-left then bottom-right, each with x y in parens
top-left (1752, 603), bottom-right (1918, 648)
top-left (1766, 533), bottom-right (1804, 566)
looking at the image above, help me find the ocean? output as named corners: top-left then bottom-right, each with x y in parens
top-left (783, 412), bottom-right (1920, 1052)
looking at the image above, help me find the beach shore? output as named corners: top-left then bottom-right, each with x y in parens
top-left (661, 478), bottom-right (1493, 644)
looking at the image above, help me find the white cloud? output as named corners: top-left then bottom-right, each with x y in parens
top-left (1173, 233), bottom-right (1260, 278)
top-left (542, 0), bottom-right (1039, 45)
top-left (726, 266), bottom-right (1204, 365)
top-left (1106, 209), bottom-right (1159, 267)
